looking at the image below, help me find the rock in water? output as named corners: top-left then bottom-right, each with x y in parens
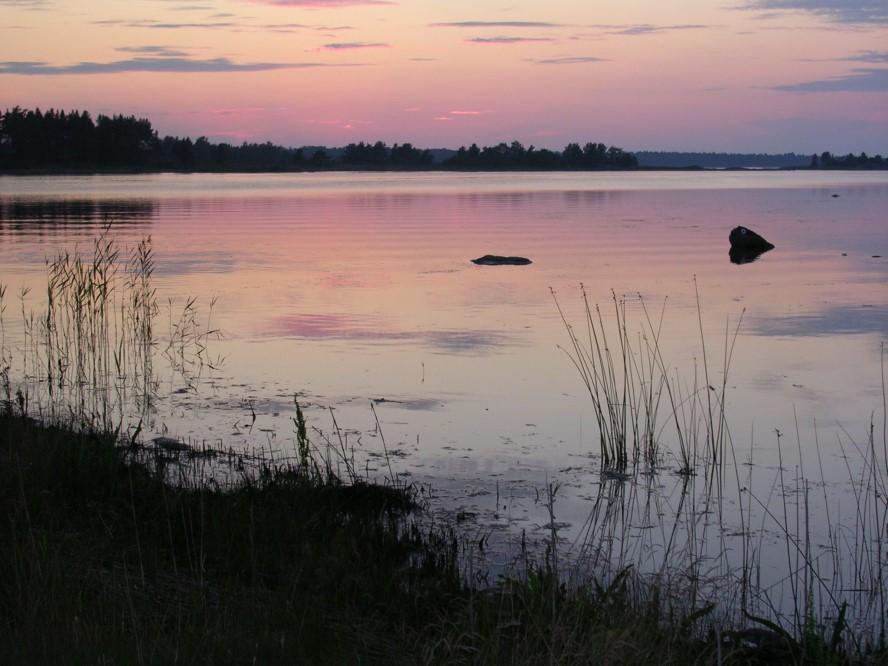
top-left (729, 226), bottom-right (774, 251)
top-left (471, 255), bottom-right (532, 266)
top-left (729, 226), bottom-right (774, 264)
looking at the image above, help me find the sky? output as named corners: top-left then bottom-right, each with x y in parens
top-left (1, 0), bottom-right (887, 153)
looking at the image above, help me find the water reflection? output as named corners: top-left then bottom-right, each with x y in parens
top-left (749, 304), bottom-right (888, 337)
top-left (729, 245), bottom-right (773, 264)
top-left (268, 313), bottom-right (518, 354)
top-left (0, 198), bottom-right (154, 225)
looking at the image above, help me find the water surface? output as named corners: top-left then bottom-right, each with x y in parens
top-left (1, 171), bottom-right (886, 624)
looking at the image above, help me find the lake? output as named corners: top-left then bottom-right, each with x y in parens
top-left (1, 170), bottom-right (886, 629)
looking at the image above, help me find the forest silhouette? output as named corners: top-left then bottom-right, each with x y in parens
top-left (2, 107), bottom-right (884, 172)
top-left (0, 107), bottom-right (638, 172)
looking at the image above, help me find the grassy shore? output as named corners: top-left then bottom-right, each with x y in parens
top-left (2, 411), bottom-right (838, 665)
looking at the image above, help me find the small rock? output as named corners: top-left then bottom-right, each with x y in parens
top-left (472, 255), bottom-right (532, 266)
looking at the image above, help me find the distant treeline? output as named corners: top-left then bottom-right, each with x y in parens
top-left (634, 151), bottom-right (810, 168)
top-left (3, 107), bottom-right (884, 173)
top-left (811, 151), bottom-right (888, 169)
top-left (0, 107), bottom-right (636, 172)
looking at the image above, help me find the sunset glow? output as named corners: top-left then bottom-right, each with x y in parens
top-left (2, 0), bottom-right (887, 152)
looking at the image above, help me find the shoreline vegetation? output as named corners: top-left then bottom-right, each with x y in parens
top-left (2, 106), bottom-right (887, 175)
top-left (0, 411), bottom-right (803, 665)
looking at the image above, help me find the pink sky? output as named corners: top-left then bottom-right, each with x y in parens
top-left (1, 0), bottom-right (887, 152)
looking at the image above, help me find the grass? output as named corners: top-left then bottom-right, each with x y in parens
top-left (552, 283), bottom-right (740, 475)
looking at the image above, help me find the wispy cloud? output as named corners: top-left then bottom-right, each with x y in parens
top-left (844, 50), bottom-right (888, 62)
top-left (534, 56), bottom-right (607, 65)
top-left (467, 36), bottom-right (553, 43)
top-left (116, 45), bottom-right (190, 57)
top-left (320, 41), bottom-right (389, 49)
top-left (249, 0), bottom-right (393, 6)
top-left (94, 19), bottom-right (239, 29)
top-left (612, 23), bottom-right (709, 35)
top-left (578, 23), bottom-right (710, 36)
top-left (739, 1), bottom-right (888, 24)
top-left (0, 57), bottom-right (364, 75)
top-left (93, 18), bottom-right (353, 33)
top-left (773, 67), bottom-right (888, 92)
top-left (0, 0), bottom-right (49, 6)
top-left (430, 20), bottom-right (565, 28)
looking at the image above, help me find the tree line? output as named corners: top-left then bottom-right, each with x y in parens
top-left (0, 107), bottom-right (644, 172)
top-left (810, 151), bottom-right (887, 169)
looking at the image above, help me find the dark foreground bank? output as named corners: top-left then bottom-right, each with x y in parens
top-left (0, 414), bottom-right (870, 664)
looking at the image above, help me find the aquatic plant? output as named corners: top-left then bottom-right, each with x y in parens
top-left (2, 229), bottom-right (222, 436)
top-left (552, 283), bottom-right (739, 475)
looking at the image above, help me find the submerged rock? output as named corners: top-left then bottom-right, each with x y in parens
top-left (471, 255), bottom-right (532, 266)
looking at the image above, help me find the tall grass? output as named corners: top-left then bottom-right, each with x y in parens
top-left (2, 231), bottom-right (220, 434)
top-left (552, 283), bottom-right (740, 475)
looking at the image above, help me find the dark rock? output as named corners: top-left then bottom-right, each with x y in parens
top-left (471, 255), bottom-right (532, 266)
top-left (729, 226), bottom-right (774, 251)
top-left (832, 193), bottom-right (840, 198)
top-left (729, 227), bottom-right (774, 264)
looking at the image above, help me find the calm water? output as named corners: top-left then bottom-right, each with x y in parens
top-left (1, 171), bottom-right (887, 623)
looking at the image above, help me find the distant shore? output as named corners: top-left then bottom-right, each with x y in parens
top-left (5, 164), bottom-right (885, 177)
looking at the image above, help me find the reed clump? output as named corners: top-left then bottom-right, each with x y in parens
top-left (553, 283), bottom-right (739, 475)
top-left (2, 231), bottom-right (221, 434)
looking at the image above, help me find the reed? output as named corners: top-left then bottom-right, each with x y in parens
top-left (552, 284), bottom-right (740, 476)
top-left (5, 231), bottom-right (220, 435)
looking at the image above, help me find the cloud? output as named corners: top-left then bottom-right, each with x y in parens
top-left (320, 41), bottom-right (389, 49)
top-left (535, 56), bottom-right (607, 65)
top-left (250, 0), bottom-right (393, 6)
top-left (773, 67), bottom-right (888, 92)
top-left (611, 23), bottom-right (709, 35)
top-left (116, 45), bottom-right (190, 57)
top-left (844, 50), bottom-right (888, 62)
top-left (467, 36), bottom-right (553, 43)
top-left (94, 19), bottom-right (239, 29)
top-left (430, 20), bottom-right (565, 28)
top-left (739, 1), bottom-right (888, 24)
top-left (0, 57), bottom-right (363, 75)
top-left (93, 17), bottom-right (352, 33)
top-left (578, 23), bottom-right (710, 36)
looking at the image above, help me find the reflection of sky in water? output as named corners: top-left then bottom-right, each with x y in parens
top-left (749, 304), bottom-right (888, 337)
top-left (267, 313), bottom-right (518, 355)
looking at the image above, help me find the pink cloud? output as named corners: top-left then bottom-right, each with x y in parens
top-left (320, 42), bottom-right (390, 50)
top-left (251, 0), bottom-right (394, 6)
